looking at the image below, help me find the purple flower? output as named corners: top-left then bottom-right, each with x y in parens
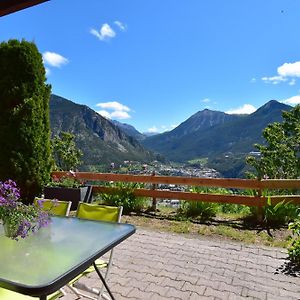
top-left (0, 179), bottom-right (51, 240)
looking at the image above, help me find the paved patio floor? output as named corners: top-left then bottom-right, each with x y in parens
top-left (62, 228), bottom-right (300, 300)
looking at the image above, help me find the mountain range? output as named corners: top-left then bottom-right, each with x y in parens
top-left (141, 100), bottom-right (291, 162)
top-left (50, 94), bottom-right (157, 170)
top-left (49, 94), bottom-right (292, 176)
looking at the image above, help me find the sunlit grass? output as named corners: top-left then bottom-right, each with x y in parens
top-left (123, 213), bottom-right (291, 248)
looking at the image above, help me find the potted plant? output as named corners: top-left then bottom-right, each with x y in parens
top-left (0, 179), bottom-right (51, 240)
top-left (44, 171), bottom-right (89, 210)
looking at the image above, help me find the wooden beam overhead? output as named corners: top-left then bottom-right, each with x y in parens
top-left (0, 0), bottom-right (49, 17)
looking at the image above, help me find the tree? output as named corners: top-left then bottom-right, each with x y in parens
top-left (52, 132), bottom-right (82, 171)
top-left (0, 39), bottom-right (52, 203)
top-left (247, 105), bottom-right (300, 179)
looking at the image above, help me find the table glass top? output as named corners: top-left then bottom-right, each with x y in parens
top-left (0, 216), bottom-right (135, 290)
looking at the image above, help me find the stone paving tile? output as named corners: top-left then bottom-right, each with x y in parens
top-left (61, 228), bottom-right (300, 300)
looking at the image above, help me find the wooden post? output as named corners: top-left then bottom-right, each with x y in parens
top-left (151, 171), bottom-right (157, 211)
top-left (257, 188), bottom-right (264, 223)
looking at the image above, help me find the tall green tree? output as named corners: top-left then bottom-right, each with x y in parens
top-left (247, 105), bottom-right (300, 179)
top-left (0, 39), bottom-right (52, 203)
top-left (52, 132), bottom-right (82, 171)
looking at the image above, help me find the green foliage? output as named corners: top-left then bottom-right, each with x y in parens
top-left (250, 197), bottom-right (298, 227)
top-left (180, 201), bottom-right (218, 220)
top-left (288, 210), bottom-right (300, 265)
top-left (179, 187), bottom-right (228, 220)
top-left (247, 105), bottom-right (300, 179)
top-left (0, 39), bottom-right (52, 203)
top-left (48, 172), bottom-right (84, 188)
top-left (99, 182), bottom-right (148, 214)
top-left (219, 203), bottom-right (251, 215)
top-left (51, 132), bottom-right (82, 171)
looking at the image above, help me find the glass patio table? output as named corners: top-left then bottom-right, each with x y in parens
top-left (0, 216), bottom-right (136, 299)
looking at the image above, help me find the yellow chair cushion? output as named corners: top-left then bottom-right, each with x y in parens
top-left (76, 203), bottom-right (119, 222)
top-left (34, 198), bottom-right (70, 216)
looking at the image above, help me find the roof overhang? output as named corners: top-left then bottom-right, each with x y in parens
top-left (0, 0), bottom-right (49, 17)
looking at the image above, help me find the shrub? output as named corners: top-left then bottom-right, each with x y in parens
top-left (219, 203), bottom-right (251, 215)
top-left (99, 182), bottom-right (148, 214)
top-left (0, 39), bottom-right (51, 203)
top-left (51, 132), bottom-right (82, 171)
top-left (250, 197), bottom-right (298, 227)
top-left (179, 201), bottom-right (218, 221)
top-left (288, 209), bottom-right (300, 265)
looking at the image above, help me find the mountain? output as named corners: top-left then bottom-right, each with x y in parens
top-left (112, 120), bottom-right (145, 141)
top-left (141, 100), bottom-right (292, 175)
top-left (50, 94), bottom-right (156, 170)
top-left (142, 110), bottom-right (242, 153)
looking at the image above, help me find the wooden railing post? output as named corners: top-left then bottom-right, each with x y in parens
top-left (257, 185), bottom-right (264, 223)
top-left (151, 171), bottom-right (157, 211)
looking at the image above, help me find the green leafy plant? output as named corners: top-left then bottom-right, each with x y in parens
top-left (250, 197), bottom-right (298, 227)
top-left (246, 104), bottom-right (300, 179)
top-left (48, 171), bottom-right (85, 188)
top-left (288, 209), bottom-right (300, 265)
top-left (99, 182), bottom-right (147, 214)
top-left (179, 201), bottom-right (218, 221)
top-left (51, 132), bottom-right (82, 171)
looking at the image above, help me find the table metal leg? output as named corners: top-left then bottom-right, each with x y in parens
top-left (93, 262), bottom-right (115, 300)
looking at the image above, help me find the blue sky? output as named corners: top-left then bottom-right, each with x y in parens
top-left (1, 0), bottom-right (300, 133)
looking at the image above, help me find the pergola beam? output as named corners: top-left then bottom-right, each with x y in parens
top-left (0, 0), bottom-right (49, 17)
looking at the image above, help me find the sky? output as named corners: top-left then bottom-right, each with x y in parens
top-left (1, 0), bottom-right (300, 133)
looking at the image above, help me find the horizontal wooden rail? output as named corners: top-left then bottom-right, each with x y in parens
top-left (260, 179), bottom-right (300, 189)
top-left (93, 186), bottom-right (265, 206)
top-left (52, 171), bottom-right (262, 189)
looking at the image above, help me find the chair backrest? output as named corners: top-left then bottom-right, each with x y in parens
top-left (34, 198), bottom-right (72, 217)
top-left (76, 203), bottom-right (122, 223)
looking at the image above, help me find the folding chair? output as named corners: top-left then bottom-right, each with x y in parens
top-left (68, 203), bottom-right (123, 300)
top-left (34, 198), bottom-right (71, 217)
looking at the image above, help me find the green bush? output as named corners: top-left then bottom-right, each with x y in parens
top-left (99, 182), bottom-right (148, 214)
top-left (219, 203), bottom-right (251, 215)
top-left (250, 198), bottom-right (298, 227)
top-left (288, 209), bottom-right (300, 265)
top-left (0, 39), bottom-right (52, 203)
top-left (179, 186), bottom-right (227, 221)
top-left (179, 201), bottom-right (218, 220)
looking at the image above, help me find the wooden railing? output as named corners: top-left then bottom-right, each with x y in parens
top-left (52, 171), bottom-right (300, 208)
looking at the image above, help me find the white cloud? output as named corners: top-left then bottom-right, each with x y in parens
top-left (43, 51), bottom-right (69, 67)
top-left (146, 124), bottom-right (178, 134)
top-left (90, 23), bottom-right (116, 41)
top-left (114, 20), bottom-right (126, 31)
top-left (251, 78), bottom-right (256, 83)
top-left (201, 98), bottom-right (210, 103)
top-left (110, 111), bottom-right (131, 119)
top-left (95, 101), bottom-right (131, 120)
top-left (147, 126), bottom-right (158, 133)
top-left (96, 101), bottom-right (130, 112)
top-left (226, 104), bottom-right (256, 114)
top-left (262, 61), bottom-right (300, 85)
top-left (278, 61), bottom-right (300, 77)
top-left (282, 95), bottom-right (300, 105)
top-left (261, 75), bottom-right (287, 85)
